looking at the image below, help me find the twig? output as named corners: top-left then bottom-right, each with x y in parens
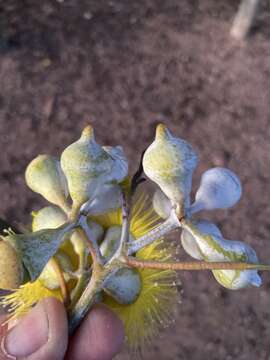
top-left (68, 263), bottom-right (105, 335)
top-left (124, 257), bottom-right (270, 271)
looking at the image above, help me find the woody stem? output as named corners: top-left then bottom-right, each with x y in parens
top-left (124, 257), bottom-right (270, 271)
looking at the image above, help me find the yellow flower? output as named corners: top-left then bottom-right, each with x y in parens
top-left (93, 193), bottom-right (179, 353)
top-left (0, 193), bottom-right (179, 353)
top-left (1, 279), bottom-right (62, 322)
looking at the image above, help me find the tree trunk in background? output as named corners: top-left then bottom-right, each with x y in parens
top-left (230, 0), bottom-right (261, 40)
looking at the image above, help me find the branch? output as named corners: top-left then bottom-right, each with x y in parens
top-left (124, 257), bottom-right (270, 271)
top-left (68, 263), bottom-right (104, 335)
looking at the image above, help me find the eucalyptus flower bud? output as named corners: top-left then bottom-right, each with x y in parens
top-left (103, 267), bottom-right (142, 305)
top-left (32, 206), bottom-right (67, 232)
top-left (100, 226), bottom-right (135, 261)
top-left (190, 167), bottom-right (242, 214)
top-left (181, 220), bottom-right (261, 289)
top-left (181, 220), bottom-right (222, 260)
top-left (143, 124), bottom-right (198, 216)
top-left (60, 125), bottom-right (128, 212)
top-left (39, 250), bottom-right (73, 290)
top-left (153, 188), bottom-right (172, 219)
top-left (0, 239), bottom-right (24, 289)
top-left (25, 155), bottom-right (69, 213)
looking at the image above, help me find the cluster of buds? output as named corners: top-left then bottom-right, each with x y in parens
top-left (0, 124), bottom-right (268, 353)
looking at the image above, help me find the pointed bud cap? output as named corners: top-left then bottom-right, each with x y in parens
top-left (61, 126), bottom-right (128, 210)
top-left (143, 124), bottom-right (198, 215)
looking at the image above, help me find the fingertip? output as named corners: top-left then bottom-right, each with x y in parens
top-left (2, 297), bottom-right (68, 360)
top-left (67, 304), bottom-right (124, 360)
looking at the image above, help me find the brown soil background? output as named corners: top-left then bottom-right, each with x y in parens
top-left (0, 1), bottom-right (270, 359)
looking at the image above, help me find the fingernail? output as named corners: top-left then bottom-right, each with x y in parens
top-left (3, 301), bottom-right (49, 358)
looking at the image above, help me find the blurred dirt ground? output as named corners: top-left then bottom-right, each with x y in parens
top-left (0, 1), bottom-right (270, 359)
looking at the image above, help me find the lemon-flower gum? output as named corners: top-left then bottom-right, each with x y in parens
top-left (143, 124), bottom-right (198, 217)
top-left (25, 155), bottom-right (70, 213)
top-left (1, 123), bottom-right (269, 356)
top-left (61, 126), bottom-right (128, 214)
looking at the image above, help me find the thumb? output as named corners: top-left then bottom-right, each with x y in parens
top-left (1, 297), bottom-right (68, 360)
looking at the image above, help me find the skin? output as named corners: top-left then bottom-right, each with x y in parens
top-left (0, 298), bottom-right (124, 360)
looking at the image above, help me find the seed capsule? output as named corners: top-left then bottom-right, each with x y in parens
top-left (25, 155), bottom-right (69, 213)
top-left (181, 220), bottom-right (261, 290)
top-left (32, 206), bottom-right (67, 232)
top-left (189, 167), bottom-right (242, 214)
top-left (60, 126), bottom-right (128, 212)
top-left (104, 267), bottom-right (142, 305)
top-left (143, 124), bottom-right (198, 216)
top-left (0, 239), bottom-right (24, 289)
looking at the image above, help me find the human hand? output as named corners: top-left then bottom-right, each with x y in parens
top-left (0, 297), bottom-right (124, 360)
